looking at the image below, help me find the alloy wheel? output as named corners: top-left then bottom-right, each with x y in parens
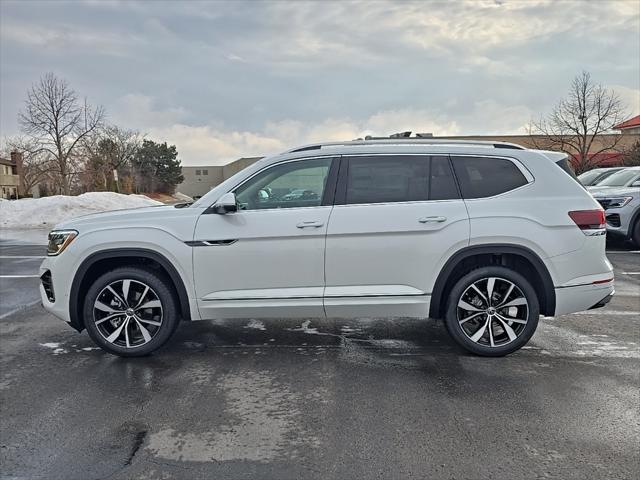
top-left (456, 276), bottom-right (529, 347)
top-left (93, 279), bottom-right (163, 348)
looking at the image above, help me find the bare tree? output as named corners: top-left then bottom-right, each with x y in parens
top-left (3, 136), bottom-right (55, 196)
top-left (528, 71), bottom-right (627, 174)
top-left (81, 126), bottom-right (141, 192)
top-left (18, 72), bottom-right (105, 195)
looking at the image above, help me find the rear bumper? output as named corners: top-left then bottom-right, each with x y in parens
top-left (589, 290), bottom-right (614, 310)
top-left (554, 282), bottom-right (615, 316)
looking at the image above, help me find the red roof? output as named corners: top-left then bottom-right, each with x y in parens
top-left (614, 115), bottom-right (640, 130)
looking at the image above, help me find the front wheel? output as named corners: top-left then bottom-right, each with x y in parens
top-left (444, 266), bottom-right (540, 357)
top-left (83, 267), bottom-right (180, 357)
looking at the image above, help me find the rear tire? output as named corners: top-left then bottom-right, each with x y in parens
top-left (444, 266), bottom-right (539, 357)
top-left (83, 267), bottom-right (180, 357)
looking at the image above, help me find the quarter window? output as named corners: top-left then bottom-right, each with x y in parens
top-left (451, 156), bottom-right (528, 199)
top-left (235, 158), bottom-right (332, 210)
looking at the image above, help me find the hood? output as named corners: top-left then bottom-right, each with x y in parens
top-left (590, 186), bottom-right (640, 198)
top-left (54, 204), bottom-right (202, 231)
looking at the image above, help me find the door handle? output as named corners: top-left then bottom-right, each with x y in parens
top-left (296, 221), bottom-right (324, 228)
top-left (418, 216), bottom-right (447, 223)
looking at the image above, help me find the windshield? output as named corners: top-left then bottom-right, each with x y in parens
top-left (597, 169), bottom-right (640, 187)
top-left (578, 169), bottom-right (603, 186)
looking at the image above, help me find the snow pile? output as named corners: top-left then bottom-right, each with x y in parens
top-left (0, 192), bottom-right (162, 229)
top-left (174, 192), bottom-right (194, 203)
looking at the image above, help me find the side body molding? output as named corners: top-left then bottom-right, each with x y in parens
top-left (69, 248), bottom-right (192, 332)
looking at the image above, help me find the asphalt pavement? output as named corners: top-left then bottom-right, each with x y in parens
top-left (1, 234), bottom-right (639, 480)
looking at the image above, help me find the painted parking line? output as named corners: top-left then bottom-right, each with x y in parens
top-left (0, 275), bottom-right (40, 278)
top-left (0, 255), bottom-right (46, 259)
top-left (620, 272), bottom-right (640, 275)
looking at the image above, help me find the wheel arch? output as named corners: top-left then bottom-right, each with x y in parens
top-left (628, 206), bottom-right (640, 241)
top-left (69, 248), bottom-right (192, 332)
top-left (429, 244), bottom-right (556, 319)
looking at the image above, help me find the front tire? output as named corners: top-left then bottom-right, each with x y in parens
top-left (631, 218), bottom-right (640, 248)
top-left (83, 267), bottom-right (180, 357)
top-left (444, 266), bottom-right (540, 357)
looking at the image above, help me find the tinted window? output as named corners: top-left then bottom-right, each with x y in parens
top-left (235, 158), bottom-right (332, 210)
top-left (430, 156), bottom-right (460, 200)
top-left (451, 156), bottom-right (527, 198)
top-left (596, 168), bottom-right (640, 187)
top-left (346, 156), bottom-right (429, 204)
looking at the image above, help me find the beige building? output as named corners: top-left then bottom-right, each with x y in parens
top-left (178, 157), bottom-right (262, 199)
top-left (0, 152), bottom-right (23, 199)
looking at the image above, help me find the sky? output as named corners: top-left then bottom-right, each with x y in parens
top-left (1, 0), bottom-right (639, 166)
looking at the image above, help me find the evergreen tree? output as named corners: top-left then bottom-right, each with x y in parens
top-left (132, 140), bottom-right (184, 193)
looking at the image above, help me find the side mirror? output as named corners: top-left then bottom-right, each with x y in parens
top-left (212, 192), bottom-right (238, 214)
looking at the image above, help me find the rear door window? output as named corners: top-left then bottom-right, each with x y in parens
top-left (345, 155), bottom-right (430, 204)
top-left (430, 156), bottom-right (460, 200)
top-left (451, 156), bottom-right (528, 199)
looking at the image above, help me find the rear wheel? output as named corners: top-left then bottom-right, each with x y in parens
top-left (444, 266), bottom-right (539, 357)
top-left (83, 267), bottom-right (180, 357)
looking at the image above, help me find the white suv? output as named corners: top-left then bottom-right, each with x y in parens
top-left (39, 138), bottom-right (614, 357)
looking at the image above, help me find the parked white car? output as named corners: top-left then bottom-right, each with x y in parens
top-left (40, 138), bottom-right (614, 357)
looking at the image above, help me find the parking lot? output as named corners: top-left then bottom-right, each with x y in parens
top-left (1, 232), bottom-right (638, 480)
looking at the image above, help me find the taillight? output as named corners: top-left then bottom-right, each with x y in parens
top-left (568, 209), bottom-right (606, 230)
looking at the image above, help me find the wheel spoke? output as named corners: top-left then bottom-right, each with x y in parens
top-left (501, 297), bottom-right (527, 308)
top-left (136, 316), bottom-right (161, 327)
top-left (458, 300), bottom-right (482, 312)
top-left (134, 286), bottom-right (150, 309)
top-left (488, 318), bottom-right (495, 347)
top-left (470, 284), bottom-right (488, 305)
top-left (497, 283), bottom-right (515, 307)
top-left (95, 301), bottom-right (119, 314)
top-left (106, 286), bottom-right (127, 308)
top-left (496, 312), bottom-right (527, 325)
top-left (122, 280), bottom-right (131, 306)
top-left (470, 317), bottom-right (490, 342)
top-left (486, 278), bottom-right (496, 304)
top-left (124, 319), bottom-right (131, 348)
top-left (138, 299), bottom-right (161, 310)
top-left (106, 317), bottom-right (129, 343)
top-left (135, 318), bottom-right (152, 343)
top-left (95, 313), bottom-right (124, 325)
top-left (495, 315), bottom-right (518, 341)
top-left (459, 312), bottom-right (484, 324)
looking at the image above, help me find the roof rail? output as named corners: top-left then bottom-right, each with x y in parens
top-left (288, 137), bottom-right (525, 153)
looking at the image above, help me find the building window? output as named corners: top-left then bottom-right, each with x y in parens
top-left (202, 169), bottom-right (208, 175)
top-left (195, 169), bottom-right (201, 176)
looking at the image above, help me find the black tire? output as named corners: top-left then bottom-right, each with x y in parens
top-left (83, 267), bottom-right (180, 357)
top-left (444, 266), bottom-right (540, 357)
top-left (631, 218), bottom-right (640, 248)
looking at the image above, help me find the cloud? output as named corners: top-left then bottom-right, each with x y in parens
top-left (131, 99), bottom-right (535, 166)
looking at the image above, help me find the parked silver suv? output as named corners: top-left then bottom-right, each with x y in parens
top-left (589, 167), bottom-right (640, 246)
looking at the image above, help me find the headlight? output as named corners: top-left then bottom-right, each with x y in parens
top-left (47, 230), bottom-right (78, 256)
top-left (603, 196), bottom-right (633, 208)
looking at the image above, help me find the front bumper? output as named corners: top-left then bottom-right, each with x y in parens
top-left (39, 256), bottom-right (74, 326)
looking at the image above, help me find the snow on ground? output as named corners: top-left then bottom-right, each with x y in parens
top-left (0, 192), bottom-right (161, 229)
